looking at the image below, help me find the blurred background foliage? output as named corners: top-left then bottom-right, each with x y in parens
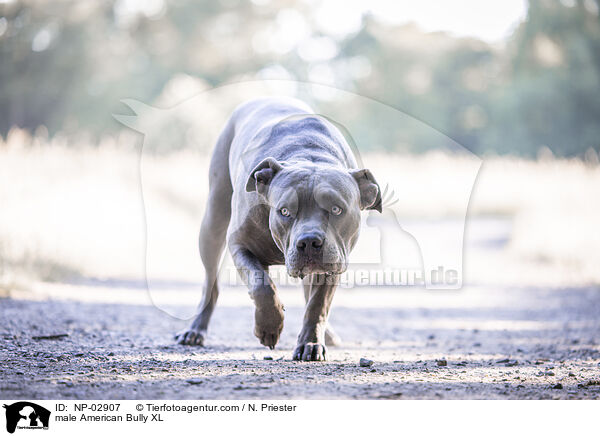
top-left (1, 0), bottom-right (600, 157)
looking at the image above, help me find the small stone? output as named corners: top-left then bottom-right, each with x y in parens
top-left (32, 333), bottom-right (69, 340)
top-left (436, 359), bottom-right (448, 367)
top-left (496, 358), bottom-right (510, 364)
top-left (552, 383), bottom-right (563, 389)
top-left (359, 358), bottom-right (373, 367)
top-left (186, 378), bottom-right (203, 385)
top-left (263, 356), bottom-right (273, 360)
top-left (505, 360), bottom-right (519, 367)
top-left (568, 372), bottom-right (576, 377)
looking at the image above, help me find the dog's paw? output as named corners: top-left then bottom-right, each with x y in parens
top-left (254, 304), bottom-right (284, 350)
top-left (293, 342), bottom-right (327, 361)
top-left (174, 328), bottom-right (206, 346)
top-left (325, 325), bottom-right (342, 346)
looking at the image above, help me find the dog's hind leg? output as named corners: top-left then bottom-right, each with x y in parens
top-left (176, 121), bottom-right (234, 346)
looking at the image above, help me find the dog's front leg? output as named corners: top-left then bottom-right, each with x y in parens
top-left (230, 246), bottom-right (284, 349)
top-left (294, 273), bottom-right (338, 361)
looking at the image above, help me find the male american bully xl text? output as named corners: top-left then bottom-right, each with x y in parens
top-left (176, 97), bottom-right (382, 361)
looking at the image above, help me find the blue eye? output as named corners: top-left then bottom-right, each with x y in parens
top-left (331, 206), bottom-right (342, 215)
top-left (280, 207), bottom-right (290, 217)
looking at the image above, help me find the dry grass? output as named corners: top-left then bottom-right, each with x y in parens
top-left (1, 128), bottom-right (599, 289)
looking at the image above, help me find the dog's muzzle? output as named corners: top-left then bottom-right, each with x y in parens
top-left (287, 233), bottom-right (346, 278)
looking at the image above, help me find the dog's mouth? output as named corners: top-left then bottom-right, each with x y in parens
top-left (287, 261), bottom-right (345, 279)
top-left (285, 246), bottom-right (347, 279)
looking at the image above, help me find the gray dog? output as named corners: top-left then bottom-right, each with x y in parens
top-left (175, 97), bottom-right (382, 361)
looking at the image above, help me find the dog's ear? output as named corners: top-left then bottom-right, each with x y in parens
top-left (350, 168), bottom-right (382, 213)
top-left (245, 157), bottom-right (283, 195)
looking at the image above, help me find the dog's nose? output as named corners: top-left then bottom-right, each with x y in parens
top-left (296, 233), bottom-right (324, 255)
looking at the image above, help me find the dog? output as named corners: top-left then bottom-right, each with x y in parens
top-left (175, 97), bottom-right (382, 361)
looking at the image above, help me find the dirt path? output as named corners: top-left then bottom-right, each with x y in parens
top-left (1, 283), bottom-right (599, 399)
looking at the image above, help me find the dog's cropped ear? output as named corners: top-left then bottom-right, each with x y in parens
top-left (245, 157), bottom-right (284, 196)
top-left (350, 168), bottom-right (383, 213)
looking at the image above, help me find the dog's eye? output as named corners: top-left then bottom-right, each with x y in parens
top-left (280, 207), bottom-right (290, 217)
top-left (331, 206), bottom-right (342, 215)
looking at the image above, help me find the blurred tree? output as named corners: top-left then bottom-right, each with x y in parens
top-left (0, 0), bottom-right (599, 157)
top-left (493, 0), bottom-right (600, 156)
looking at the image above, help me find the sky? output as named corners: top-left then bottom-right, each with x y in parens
top-left (1, 0), bottom-right (529, 44)
top-left (310, 0), bottom-right (529, 43)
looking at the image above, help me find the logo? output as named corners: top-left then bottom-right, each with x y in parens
top-left (3, 402), bottom-right (50, 434)
top-left (113, 80), bottom-right (481, 320)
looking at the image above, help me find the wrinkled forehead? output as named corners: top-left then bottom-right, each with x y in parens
top-left (270, 166), bottom-right (358, 207)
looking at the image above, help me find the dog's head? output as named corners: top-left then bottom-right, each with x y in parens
top-left (246, 157), bottom-right (382, 278)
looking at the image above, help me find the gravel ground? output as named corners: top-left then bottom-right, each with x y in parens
top-left (1, 283), bottom-right (599, 399)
